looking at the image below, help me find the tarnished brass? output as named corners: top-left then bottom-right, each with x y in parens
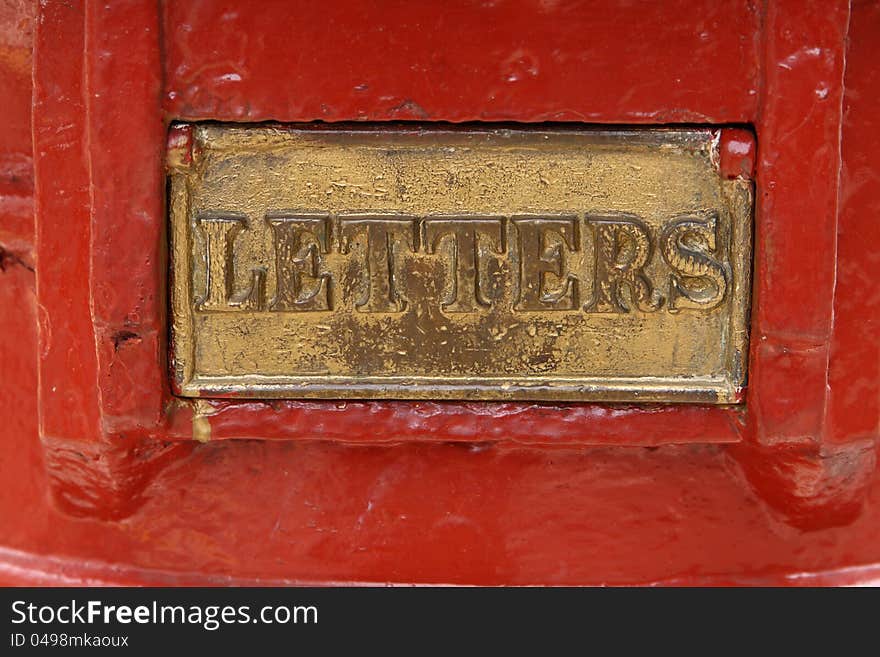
top-left (169, 125), bottom-right (752, 403)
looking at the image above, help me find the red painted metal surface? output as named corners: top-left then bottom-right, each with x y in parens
top-left (0, 0), bottom-right (878, 585)
top-left (163, 0), bottom-right (762, 124)
top-left (32, 0), bottom-right (756, 464)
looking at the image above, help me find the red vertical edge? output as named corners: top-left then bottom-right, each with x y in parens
top-left (733, 0), bottom-right (876, 530)
top-left (33, 0), bottom-right (193, 519)
top-left (825, 0), bottom-right (880, 447)
top-left (747, 0), bottom-right (849, 446)
top-left (0, 0), bottom-right (45, 550)
top-left (33, 1), bottom-right (102, 443)
top-left (85, 0), bottom-right (168, 437)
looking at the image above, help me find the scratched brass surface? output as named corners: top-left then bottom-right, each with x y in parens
top-left (169, 125), bottom-right (752, 402)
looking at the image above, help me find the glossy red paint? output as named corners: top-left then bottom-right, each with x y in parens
top-left (718, 129), bottom-right (756, 181)
top-left (0, 0), bottom-right (878, 585)
top-left (163, 0), bottom-right (762, 124)
top-left (37, 2), bottom-right (756, 471)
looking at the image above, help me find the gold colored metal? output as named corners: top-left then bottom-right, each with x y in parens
top-left (169, 124), bottom-right (752, 403)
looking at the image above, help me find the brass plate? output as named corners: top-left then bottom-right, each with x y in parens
top-left (169, 125), bottom-right (752, 403)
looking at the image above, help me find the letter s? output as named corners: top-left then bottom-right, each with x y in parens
top-left (660, 212), bottom-right (729, 312)
top-left (11, 601), bottom-right (26, 623)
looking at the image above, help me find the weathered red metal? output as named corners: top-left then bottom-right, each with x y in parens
top-left (0, 0), bottom-right (878, 585)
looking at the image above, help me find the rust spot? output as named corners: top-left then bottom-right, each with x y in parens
top-left (112, 330), bottom-right (142, 352)
top-left (0, 244), bottom-right (34, 273)
top-left (388, 98), bottom-right (430, 118)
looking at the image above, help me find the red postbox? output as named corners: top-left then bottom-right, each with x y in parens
top-left (0, 0), bottom-right (878, 585)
